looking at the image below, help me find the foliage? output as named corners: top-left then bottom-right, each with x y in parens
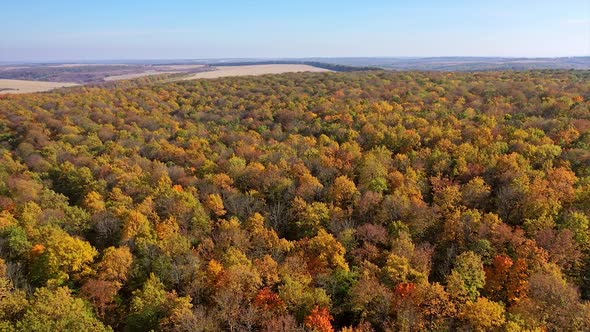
top-left (0, 70), bottom-right (589, 330)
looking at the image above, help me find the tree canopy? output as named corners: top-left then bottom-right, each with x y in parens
top-left (0, 70), bottom-right (589, 330)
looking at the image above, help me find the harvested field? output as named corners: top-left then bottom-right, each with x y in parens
top-left (157, 64), bottom-right (206, 70)
top-left (183, 64), bottom-right (330, 79)
top-left (0, 79), bottom-right (78, 94)
top-left (0, 64), bottom-right (209, 84)
top-left (104, 70), bottom-right (181, 81)
top-left (47, 63), bottom-right (128, 67)
top-left (0, 64), bottom-right (328, 91)
top-left (104, 65), bottom-right (208, 81)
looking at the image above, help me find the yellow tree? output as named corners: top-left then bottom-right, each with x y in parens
top-left (30, 226), bottom-right (98, 285)
top-left (459, 297), bottom-right (506, 331)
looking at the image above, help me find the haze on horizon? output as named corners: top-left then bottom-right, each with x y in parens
top-left (1, 0), bottom-right (589, 62)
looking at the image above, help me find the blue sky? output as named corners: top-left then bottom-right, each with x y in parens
top-left (1, 0), bottom-right (589, 61)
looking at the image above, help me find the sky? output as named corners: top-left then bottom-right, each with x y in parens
top-left (1, 0), bottom-right (589, 61)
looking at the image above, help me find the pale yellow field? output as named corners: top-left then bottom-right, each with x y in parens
top-left (104, 65), bottom-right (207, 81)
top-left (182, 64), bottom-right (330, 80)
top-left (47, 63), bottom-right (128, 67)
top-left (0, 65), bottom-right (328, 93)
top-left (103, 70), bottom-right (181, 81)
top-left (157, 64), bottom-right (206, 70)
top-left (0, 79), bottom-right (79, 94)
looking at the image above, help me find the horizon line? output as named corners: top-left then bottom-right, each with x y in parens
top-left (2, 55), bottom-right (589, 64)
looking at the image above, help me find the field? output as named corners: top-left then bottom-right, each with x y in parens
top-left (182, 64), bottom-right (331, 79)
top-left (0, 64), bottom-right (210, 84)
top-left (0, 64), bottom-right (330, 92)
top-left (103, 70), bottom-right (184, 81)
top-left (0, 79), bottom-right (78, 94)
top-left (104, 65), bottom-right (210, 81)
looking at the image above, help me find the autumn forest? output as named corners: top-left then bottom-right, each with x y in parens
top-left (0, 70), bottom-right (589, 331)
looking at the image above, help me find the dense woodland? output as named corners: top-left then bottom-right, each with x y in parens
top-left (0, 70), bottom-right (589, 331)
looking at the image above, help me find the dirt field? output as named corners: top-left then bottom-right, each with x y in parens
top-left (0, 79), bottom-right (78, 94)
top-left (182, 64), bottom-right (330, 80)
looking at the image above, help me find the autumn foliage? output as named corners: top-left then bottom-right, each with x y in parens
top-left (0, 70), bottom-right (588, 330)
top-left (305, 306), bottom-right (334, 332)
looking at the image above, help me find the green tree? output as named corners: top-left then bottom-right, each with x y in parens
top-left (16, 286), bottom-right (111, 332)
top-left (127, 273), bottom-right (192, 332)
top-left (447, 251), bottom-right (485, 301)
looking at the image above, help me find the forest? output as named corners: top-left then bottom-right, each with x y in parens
top-left (0, 70), bottom-right (589, 331)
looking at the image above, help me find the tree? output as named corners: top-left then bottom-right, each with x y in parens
top-left (81, 279), bottom-right (119, 319)
top-left (329, 176), bottom-right (360, 207)
top-left (382, 253), bottom-right (426, 286)
top-left (153, 177), bottom-right (211, 237)
top-left (305, 306), bottom-right (334, 332)
top-left (412, 282), bottom-right (455, 331)
top-left (447, 251), bottom-right (485, 301)
top-left (510, 266), bottom-right (590, 331)
top-left (560, 211), bottom-right (590, 249)
top-left (82, 246), bottom-right (133, 318)
top-left (96, 246), bottom-right (133, 284)
top-left (306, 229), bottom-right (349, 273)
top-left (295, 170), bottom-right (324, 201)
top-left (1, 225), bottom-right (32, 260)
top-left (431, 177), bottom-right (462, 213)
top-left (255, 287), bottom-right (287, 315)
top-left (120, 210), bottom-right (153, 245)
top-left (0, 259), bottom-right (28, 327)
top-left (127, 273), bottom-right (192, 332)
top-left (484, 255), bottom-right (528, 304)
top-left (278, 256), bottom-right (331, 322)
top-left (49, 162), bottom-right (98, 206)
top-left (459, 297), bottom-right (505, 331)
top-left (30, 226), bottom-right (98, 285)
top-left (461, 177), bottom-right (491, 209)
top-left (357, 146), bottom-right (391, 193)
top-left (16, 286), bottom-right (112, 332)
top-left (205, 193), bottom-right (226, 217)
top-left (84, 191), bottom-right (106, 213)
top-left (349, 263), bottom-right (393, 330)
top-left (292, 197), bottom-right (331, 238)
top-left (262, 314), bottom-right (305, 332)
